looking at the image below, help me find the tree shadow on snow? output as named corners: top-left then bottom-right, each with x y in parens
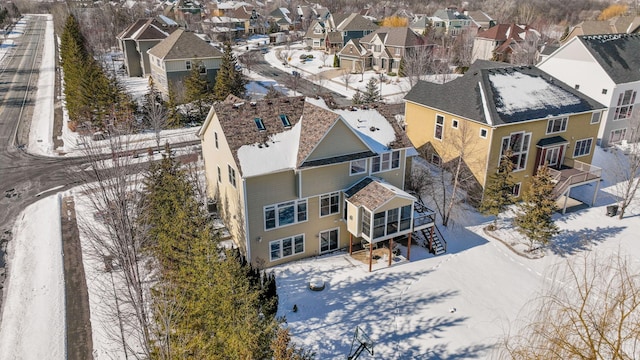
top-left (550, 226), bottom-right (626, 257)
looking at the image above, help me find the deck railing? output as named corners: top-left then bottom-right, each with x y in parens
top-left (552, 159), bottom-right (602, 197)
top-left (413, 200), bottom-right (435, 229)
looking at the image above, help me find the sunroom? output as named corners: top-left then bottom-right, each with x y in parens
top-left (344, 177), bottom-right (436, 271)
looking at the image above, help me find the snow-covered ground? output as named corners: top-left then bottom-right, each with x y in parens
top-left (3, 15), bottom-right (640, 360)
top-left (24, 15), bottom-right (198, 158)
top-left (272, 147), bottom-right (640, 358)
top-left (259, 41), bottom-right (460, 104)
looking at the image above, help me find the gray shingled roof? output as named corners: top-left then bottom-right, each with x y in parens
top-left (148, 28), bottom-right (223, 60)
top-left (578, 34), bottom-right (640, 84)
top-left (117, 18), bottom-right (170, 41)
top-left (336, 13), bottom-right (378, 31)
top-left (360, 27), bottom-right (425, 47)
top-left (404, 60), bottom-right (604, 125)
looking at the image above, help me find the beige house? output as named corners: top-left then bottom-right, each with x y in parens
top-left (199, 96), bottom-right (442, 270)
top-left (404, 61), bottom-right (605, 213)
top-left (148, 28), bottom-right (223, 96)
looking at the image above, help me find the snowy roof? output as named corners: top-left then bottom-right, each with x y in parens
top-left (345, 177), bottom-right (414, 211)
top-left (148, 28), bottom-right (223, 60)
top-left (205, 97), bottom-right (412, 178)
top-left (405, 60), bottom-right (604, 125)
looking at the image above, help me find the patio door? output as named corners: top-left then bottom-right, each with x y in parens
top-left (545, 146), bottom-right (561, 167)
top-left (320, 229), bottom-right (339, 253)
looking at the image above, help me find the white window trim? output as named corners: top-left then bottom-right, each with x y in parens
top-left (479, 128), bottom-right (488, 138)
top-left (610, 128), bottom-right (627, 144)
top-left (452, 119), bottom-right (459, 129)
top-left (217, 166), bottom-right (221, 183)
top-left (500, 131), bottom-right (531, 172)
top-left (214, 132), bottom-right (219, 148)
top-left (349, 158), bottom-right (368, 176)
top-left (269, 234), bottom-right (305, 262)
top-left (319, 228), bottom-right (340, 254)
top-left (371, 150), bottom-right (401, 173)
top-left (227, 164), bottom-right (236, 187)
top-left (434, 114), bottom-right (444, 141)
top-left (319, 192), bottom-right (341, 217)
top-left (512, 182), bottom-right (522, 197)
top-left (186, 60), bottom-right (192, 70)
top-left (263, 198), bottom-right (308, 231)
top-left (590, 111), bottom-right (601, 124)
top-left (546, 117), bottom-right (568, 135)
top-left (573, 137), bottom-right (593, 158)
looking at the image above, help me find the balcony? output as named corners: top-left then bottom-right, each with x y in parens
top-left (547, 158), bottom-right (602, 199)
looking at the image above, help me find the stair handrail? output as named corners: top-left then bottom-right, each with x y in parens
top-left (433, 225), bottom-right (447, 253)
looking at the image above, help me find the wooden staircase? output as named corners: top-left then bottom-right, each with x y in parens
top-left (419, 225), bottom-right (447, 255)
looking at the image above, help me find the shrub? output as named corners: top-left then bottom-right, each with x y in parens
top-left (68, 120), bottom-right (78, 132)
top-left (387, 72), bottom-right (397, 76)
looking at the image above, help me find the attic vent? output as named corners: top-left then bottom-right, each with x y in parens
top-left (254, 117), bottom-right (266, 131)
top-left (233, 102), bottom-right (245, 108)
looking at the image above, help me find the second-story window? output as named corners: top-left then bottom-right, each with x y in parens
top-left (228, 165), bottom-right (236, 187)
top-left (264, 199), bottom-right (308, 230)
top-left (501, 131), bottom-right (531, 171)
top-left (350, 159), bottom-right (367, 175)
top-left (546, 117), bottom-right (568, 134)
top-left (372, 150), bottom-right (400, 173)
top-left (320, 192), bottom-right (341, 216)
top-left (614, 90), bottom-right (636, 120)
top-left (186, 60), bottom-right (192, 70)
top-left (435, 114), bottom-right (444, 140)
top-left (214, 132), bottom-right (219, 148)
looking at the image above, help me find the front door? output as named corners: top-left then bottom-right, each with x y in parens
top-left (545, 147), bottom-right (560, 167)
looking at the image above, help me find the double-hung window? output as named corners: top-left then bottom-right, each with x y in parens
top-left (435, 115), bottom-right (444, 140)
top-left (350, 159), bottom-right (367, 175)
top-left (269, 234), bottom-right (304, 261)
top-left (573, 138), bottom-right (593, 157)
top-left (228, 165), bottom-right (236, 187)
top-left (264, 199), bottom-right (308, 230)
top-left (186, 60), bottom-right (192, 70)
top-left (614, 90), bottom-right (636, 120)
top-left (546, 117), bottom-right (568, 134)
top-left (320, 192), bottom-right (340, 216)
top-left (372, 150), bottom-right (401, 173)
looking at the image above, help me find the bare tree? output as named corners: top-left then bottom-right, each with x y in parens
top-left (145, 101), bottom-right (168, 149)
top-left (319, 51), bottom-right (330, 68)
top-left (610, 116), bottom-right (640, 219)
top-left (403, 45), bottom-right (432, 88)
top-left (418, 121), bottom-right (484, 227)
top-left (76, 111), bottom-right (153, 358)
top-left (497, 251), bottom-right (640, 360)
top-left (238, 50), bottom-right (260, 73)
top-left (340, 70), bottom-right (354, 90)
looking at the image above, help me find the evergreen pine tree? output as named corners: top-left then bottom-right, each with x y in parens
top-left (333, 54), bottom-right (340, 68)
top-left (363, 78), bottom-right (380, 103)
top-left (184, 62), bottom-right (211, 122)
top-left (479, 151), bottom-right (516, 229)
top-left (352, 90), bottom-right (363, 105)
top-left (166, 85), bottom-right (182, 128)
top-left (213, 42), bottom-right (246, 101)
top-left (264, 85), bottom-right (283, 99)
top-left (513, 166), bottom-right (560, 251)
top-left (398, 58), bottom-right (406, 77)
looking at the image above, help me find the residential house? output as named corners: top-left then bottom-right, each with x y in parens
top-left (147, 28), bottom-right (223, 96)
top-left (472, 24), bottom-right (541, 64)
top-left (429, 8), bottom-right (473, 36)
top-left (116, 16), bottom-right (179, 77)
top-left (562, 15), bottom-right (640, 43)
top-left (199, 96), bottom-right (442, 270)
top-left (465, 10), bottom-right (496, 31)
top-left (269, 7), bottom-right (294, 31)
top-left (538, 34), bottom-right (640, 147)
top-left (404, 61), bottom-right (605, 213)
top-left (304, 13), bottom-right (378, 52)
top-left (339, 27), bottom-right (428, 74)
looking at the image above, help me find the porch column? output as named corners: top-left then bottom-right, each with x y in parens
top-left (592, 180), bottom-right (600, 207)
top-left (388, 238), bottom-right (393, 267)
top-left (407, 233), bottom-right (412, 261)
top-left (369, 242), bottom-right (373, 272)
top-left (349, 234), bottom-right (353, 255)
top-left (562, 188), bottom-right (570, 215)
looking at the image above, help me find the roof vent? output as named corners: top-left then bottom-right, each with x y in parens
top-left (250, 101), bottom-right (257, 107)
top-left (369, 126), bottom-right (379, 132)
top-left (233, 102), bottom-right (245, 108)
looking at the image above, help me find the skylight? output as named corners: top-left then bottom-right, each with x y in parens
top-left (254, 117), bottom-right (266, 131)
top-left (279, 114), bottom-right (291, 128)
